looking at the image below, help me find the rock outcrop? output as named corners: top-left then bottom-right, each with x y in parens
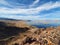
top-left (0, 20), bottom-right (60, 45)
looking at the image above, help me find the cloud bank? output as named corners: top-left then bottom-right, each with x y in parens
top-left (0, 0), bottom-right (60, 20)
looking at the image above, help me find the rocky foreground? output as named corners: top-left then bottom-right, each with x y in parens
top-left (0, 20), bottom-right (60, 45)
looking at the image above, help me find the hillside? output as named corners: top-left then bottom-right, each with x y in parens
top-left (0, 20), bottom-right (60, 45)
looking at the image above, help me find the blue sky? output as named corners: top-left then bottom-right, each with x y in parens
top-left (0, 0), bottom-right (60, 20)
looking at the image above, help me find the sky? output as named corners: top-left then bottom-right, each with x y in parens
top-left (0, 0), bottom-right (60, 20)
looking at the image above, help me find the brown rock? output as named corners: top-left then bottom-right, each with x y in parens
top-left (0, 20), bottom-right (60, 45)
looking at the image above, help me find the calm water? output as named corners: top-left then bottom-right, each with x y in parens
top-left (26, 20), bottom-right (60, 28)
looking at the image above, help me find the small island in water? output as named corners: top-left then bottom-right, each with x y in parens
top-left (0, 19), bottom-right (60, 45)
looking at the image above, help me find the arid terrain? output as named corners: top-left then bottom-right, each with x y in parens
top-left (0, 20), bottom-right (60, 45)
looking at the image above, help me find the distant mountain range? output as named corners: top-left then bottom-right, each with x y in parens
top-left (0, 18), bottom-right (32, 22)
top-left (0, 18), bottom-right (18, 20)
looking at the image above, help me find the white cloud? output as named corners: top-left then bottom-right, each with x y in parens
top-left (0, 0), bottom-right (14, 7)
top-left (0, 15), bottom-right (41, 20)
top-left (0, 0), bottom-right (29, 8)
top-left (29, 0), bottom-right (40, 7)
top-left (0, 1), bottom-right (60, 15)
top-left (1, 15), bottom-right (60, 20)
top-left (33, 0), bottom-right (39, 5)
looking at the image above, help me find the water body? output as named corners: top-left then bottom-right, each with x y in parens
top-left (32, 23), bottom-right (60, 28)
top-left (26, 20), bottom-right (60, 28)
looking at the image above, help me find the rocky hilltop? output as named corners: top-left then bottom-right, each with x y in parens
top-left (0, 20), bottom-right (60, 45)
